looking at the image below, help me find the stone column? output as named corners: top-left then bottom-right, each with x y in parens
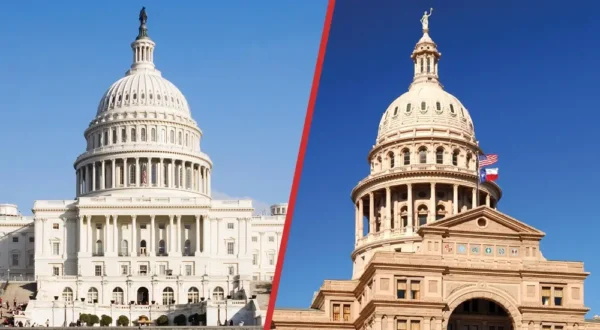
top-left (472, 187), bottom-right (477, 208)
top-left (101, 161), bottom-right (105, 190)
top-left (111, 160), bottom-right (116, 189)
top-left (407, 183), bottom-right (413, 233)
top-left (105, 216), bottom-right (110, 254)
top-left (385, 187), bottom-right (392, 230)
top-left (92, 163), bottom-right (96, 192)
top-left (453, 184), bottom-right (459, 215)
top-left (168, 162), bottom-right (173, 188)
top-left (355, 202), bottom-right (360, 242)
top-left (208, 169), bottom-right (211, 195)
top-left (149, 215), bottom-right (155, 254)
top-left (202, 216), bottom-right (209, 254)
top-left (182, 163), bottom-right (187, 189)
top-left (123, 158), bottom-right (128, 187)
top-left (131, 216), bottom-right (137, 257)
top-left (176, 215), bottom-right (182, 253)
top-left (169, 215), bottom-right (175, 254)
top-left (159, 158), bottom-right (163, 187)
top-left (358, 198), bottom-right (364, 239)
top-left (86, 216), bottom-right (92, 253)
top-left (368, 192), bottom-right (374, 234)
top-left (76, 170), bottom-right (80, 196)
top-left (195, 215), bottom-right (201, 254)
top-left (486, 194), bottom-right (491, 207)
top-left (113, 216), bottom-right (118, 254)
top-left (429, 183), bottom-right (436, 223)
top-left (63, 218), bottom-right (68, 256)
top-left (77, 216), bottom-right (84, 254)
top-left (135, 158), bottom-right (140, 186)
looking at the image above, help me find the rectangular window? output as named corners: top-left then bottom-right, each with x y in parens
top-left (121, 128), bottom-right (127, 142)
top-left (252, 236), bottom-right (257, 242)
top-left (332, 304), bottom-right (340, 321)
top-left (252, 275), bottom-right (258, 281)
top-left (411, 321), bottom-right (421, 330)
top-left (269, 254), bottom-right (275, 266)
top-left (252, 254), bottom-right (258, 265)
top-left (53, 223), bottom-right (59, 230)
top-left (541, 286), bottom-right (551, 306)
top-left (411, 281), bottom-right (421, 299)
top-left (184, 224), bottom-right (191, 230)
top-left (554, 287), bottom-right (563, 306)
top-left (121, 265), bottom-right (128, 275)
top-left (227, 223), bottom-right (234, 229)
top-left (159, 224), bottom-right (165, 230)
top-left (12, 237), bottom-right (18, 243)
top-left (96, 224), bottom-right (102, 229)
top-left (95, 265), bottom-right (102, 276)
top-left (11, 254), bottom-right (19, 266)
top-left (397, 320), bottom-right (407, 330)
top-left (139, 265), bottom-right (148, 275)
top-left (29, 237), bottom-right (34, 243)
top-left (397, 280), bottom-right (407, 299)
top-left (227, 242), bottom-right (235, 255)
top-left (269, 236), bottom-right (275, 242)
top-left (53, 266), bottom-right (60, 276)
top-left (52, 242), bottom-right (60, 255)
top-left (159, 265), bottom-right (166, 275)
top-left (342, 304), bottom-right (351, 321)
top-left (185, 265), bottom-right (192, 276)
top-left (29, 254), bottom-right (34, 266)
top-left (228, 265), bottom-right (235, 275)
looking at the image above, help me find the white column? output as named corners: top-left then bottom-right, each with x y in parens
top-left (150, 215), bottom-right (155, 254)
top-left (168, 162), bottom-right (173, 188)
top-left (358, 198), bottom-right (364, 238)
top-left (429, 183), bottom-right (436, 223)
top-left (472, 187), bottom-right (477, 208)
top-left (86, 216), bottom-right (92, 253)
top-left (92, 163), bottom-right (96, 192)
top-left (486, 194), bottom-right (491, 207)
top-left (113, 215), bottom-right (118, 254)
top-left (453, 184), bottom-right (459, 214)
top-left (101, 161), bottom-right (105, 190)
top-left (86, 165), bottom-right (91, 192)
top-left (368, 192), bottom-right (374, 234)
top-left (77, 216), bottom-right (84, 254)
top-left (63, 218), bottom-right (68, 256)
top-left (131, 216), bottom-right (137, 257)
top-left (124, 158), bottom-right (128, 187)
top-left (111, 160), bottom-right (116, 189)
top-left (159, 158), bottom-right (163, 187)
top-left (195, 215), bottom-right (201, 254)
top-left (105, 216), bottom-right (110, 254)
top-left (169, 215), bottom-right (175, 254)
top-left (182, 163), bottom-right (187, 189)
top-left (207, 169), bottom-right (211, 195)
top-left (385, 187), bottom-right (391, 230)
top-left (176, 215), bottom-right (182, 253)
top-left (135, 158), bottom-right (140, 186)
top-left (407, 184), bottom-right (413, 233)
top-left (202, 216), bottom-right (209, 254)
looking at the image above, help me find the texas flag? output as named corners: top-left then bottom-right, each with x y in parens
top-left (480, 168), bottom-right (499, 183)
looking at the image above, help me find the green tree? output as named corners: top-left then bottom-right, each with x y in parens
top-left (78, 314), bottom-right (90, 325)
top-left (173, 314), bottom-right (186, 326)
top-left (116, 315), bottom-right (129, 326)
top-left (156, 315), bottom-right (169, 326)
top-left (100, 315), bottom-right (113, 326)
top-left (88, 315), bottom-right (100, 326)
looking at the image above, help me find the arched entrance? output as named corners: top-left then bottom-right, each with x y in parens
top-left (448, 298), bottom-right (512, 330)
top-left (137, 287), bottom-right (149, 305)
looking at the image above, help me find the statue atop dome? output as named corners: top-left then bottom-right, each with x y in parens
top-left (420, 8), bottom-right (433, 32)
top-left (136, 7), bottom-right (149, 40)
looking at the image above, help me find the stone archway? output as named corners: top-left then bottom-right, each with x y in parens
top-left (442, 285), bottom-right (521, 330)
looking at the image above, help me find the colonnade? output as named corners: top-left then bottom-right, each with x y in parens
top-left (76, 157), bottom-right (211, 196)
top-left (355, 182), bottom-right (496, 242)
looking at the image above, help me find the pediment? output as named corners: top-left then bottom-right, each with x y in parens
top-left (419, 206), bottom-right (545, 239)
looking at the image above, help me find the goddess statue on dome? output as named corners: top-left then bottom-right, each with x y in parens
top-left (420, 8), bottom-right (433, 31)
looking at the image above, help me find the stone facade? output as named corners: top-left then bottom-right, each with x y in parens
top-left (271, 12), bottom-right (597, 330)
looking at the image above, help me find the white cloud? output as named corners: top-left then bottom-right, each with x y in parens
top-left (211, 190), bottom-right (271, 216)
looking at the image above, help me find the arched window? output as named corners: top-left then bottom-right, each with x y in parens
top-left (400, 206), bottom-right (408, 229)
top-left (163, 163), bottom-right (169, 187)
top-left (151, 163), bottom-right (157, 185)
top-left (158, 240), bottom-right (166, 255)
top-left (406, 103), bottom-right (411, 113)
top-left (103, 131), bottom-right (108, 146)
top-left (87, 287), bottom-right (98, 304)
top-left (120, 240), bottom-right (128, 256)
top-left (212, 287), bottom-right (225, 301)
top-left (112, 287), bottom-right (124, 305)
top-left (151, 128), bottom-right (156, 142)
top-left (402, 149), bottom-right (410, 165)
top-left (419, 148), bottom-right (427, 164)
top-left (121, 128), bottom-right (127, 143)
top-left (436, 205), bottom-right (446, 221)
top-left (427, 58), bottom-right (431, 73)
top-left (388, 152), bottom-right (395, 169)
top-left (421, 101), bottom-right (426, 110)
top-left (452, 150), bottom-right (460, 166)
top-left (436, 147), bottom-right (444, 164)
top-left (188, 287), bottom-right (200, 303)
top-left (118, 165), bottom-right (124, 185)
top-left (185, 133), bottom-right (189, 146)
top-left (184, 240), bottom-right (191, 256)
top-left (131, 128), bottom-right (137, 142)
top-left (162, 287), bottom-right (174, 305)
top-left (141, 128), bottom-right (146, 142)
top-left (170, 130), bottom-right (175, 144)
top-left (95, 240), bottom-right (103, 256)
top-left (62, 287), bottom-right (73, 302)
top-left (178, 132), bottom-right (182, 145)
top-left (436, 102), bottom-right (441, 111)
top-left (466, 153), bottom-right (472, 170)
top-left (140, 240), bottom-right (147, 256)
top-left (129, 164), bottom-right (136, 185)
top-left (112, 129), bottom-right (117, 144)
top-left (417, 205), bottom-right (428, 227)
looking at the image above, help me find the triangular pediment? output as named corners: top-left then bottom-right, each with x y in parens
top-left (419, 206), bottom-right (545, 239)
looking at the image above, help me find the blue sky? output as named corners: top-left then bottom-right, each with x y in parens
top-left (276, 0), bottom-right (600, 317)
top-left (0, 1), bottom-right (327, 215)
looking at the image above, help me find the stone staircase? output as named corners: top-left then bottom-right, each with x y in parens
top-left (0, 282), bottom-right (36, 304)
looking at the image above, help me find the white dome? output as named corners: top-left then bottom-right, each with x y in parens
top-left (377, 84), bottom-right (475, 140)
top-left (96, 72), bottom-right (190, 116)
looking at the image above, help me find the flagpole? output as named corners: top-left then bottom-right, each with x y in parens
top-left (476, 156), bottom-right (480, 207)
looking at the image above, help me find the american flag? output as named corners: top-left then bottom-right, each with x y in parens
top-left (478, 154), bottom-right (498, 168)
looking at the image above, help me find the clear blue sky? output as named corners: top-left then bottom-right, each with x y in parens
top-left (0, 1), bottom-right (327, 215)
top-left (276, 0), bottom-right (600, 317)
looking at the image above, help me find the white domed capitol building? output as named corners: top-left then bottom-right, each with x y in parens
top-left (272, 11), bottom-right (600, 330)
top-left (0, 8), bottom-right (285, 327)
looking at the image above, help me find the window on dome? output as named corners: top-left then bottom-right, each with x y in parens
top-left (436, 102), bottom-right (441, 111)
top-left (436, 147), bottom-right (444, 164)
top-left (185, 133), bottom-right (189, 146)
top-left (157, 94), bottom-right (161, 100)
top-left (149, 93), bottom-right (153, 99)
top-left (178, 132), bottom-right (182, 145)
top-left (420, 58), bottom-right (423, 73)
top-left (163, 163), bottom-right (169, 187)
top-left (449, 104), bottom-right (455, 113)
top-left (141, 128), bottom-right (146, 142)
top-left (151, 163), bottom-right (157, 185)
top-left (133, 93), bottom-right (137, 100)
top-left (151, 128), bottom-right (156, 142)
top-left (179, 167), bottom-right (183, 187)
top-left (452, 150), bottom-right (459, 166)
top-left (118, 95), bottom-right (122, 102)
top-left (461, 108), bottom-right (465, 116)
top-left (427, 58), bottom-right (431, 73)
top-left (112, 129), bottom-right (117, 144)
top-left (131, 128), bottom-right (136, 142)
top-left (121, 128), bottom-right (127, 143)
top-left (141, 93), bottom-right (145, 99)
top-left (419, 148), bottom-right (427, 164)
top-left (389, 152), bottom-right (395, 168)
top-left (125, 94), bottom-right (129, 101)
top-left (403, 149), bottom-right (410, 165)
top-left (118, 165), bottom-right (124, 186)
top-left (129, 165), bottom-right (136, 185)
top-left (406, 103), bottom-right (411, 113)
top-left (421, 102), bottom-right (426, 110)
top-left (186, 168), bottom-right (192, 189)
top-left (394, 106), bottom-right (398, 116)
top-left (96, 134), bottom-right (101, 148)
top-left (103, 131), bottom-right (108, 146)
top-left (466, 153), bottom-right (472, 170)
